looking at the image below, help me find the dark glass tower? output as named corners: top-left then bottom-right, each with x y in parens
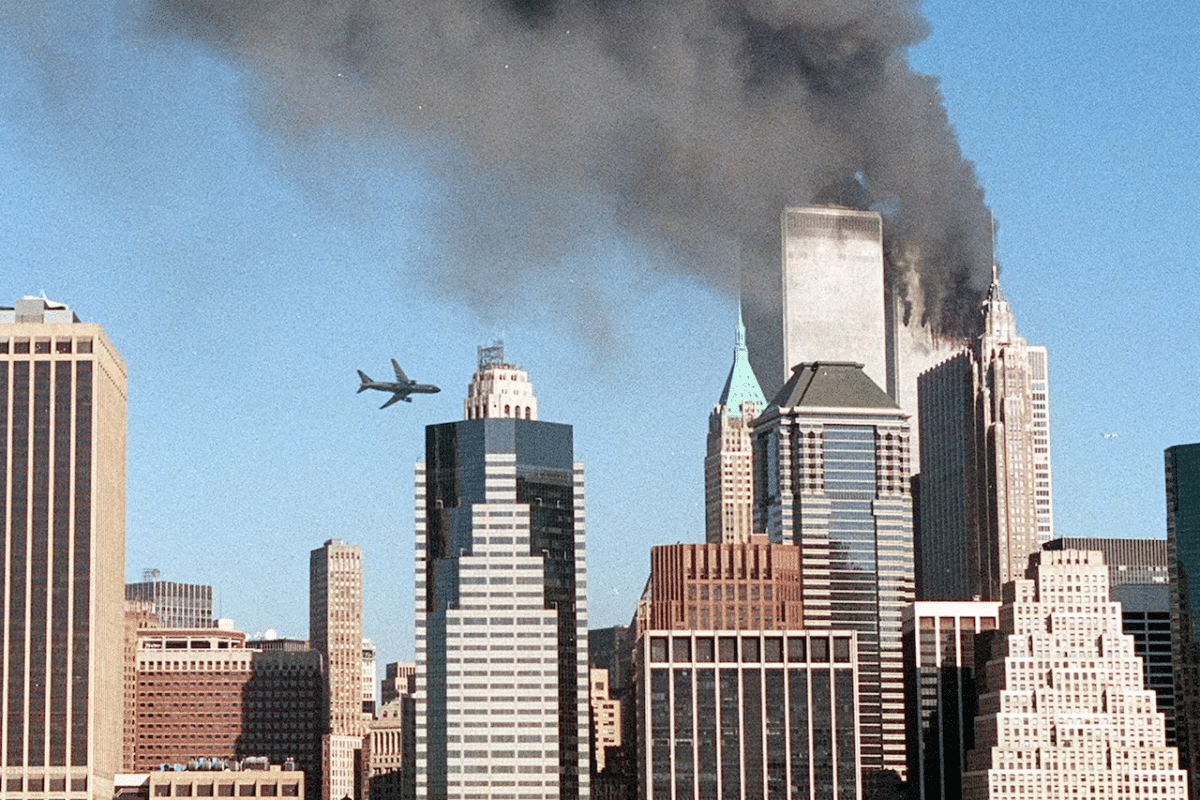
top-left (1166, 443), bottom-right (1200, 797)
top-left (415, 348), bottom-right (588, 800)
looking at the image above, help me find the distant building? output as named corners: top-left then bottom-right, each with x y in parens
top-left (903, 601), bottom-right (1001, 800)
top-left (132, 629), bottom-right (322, 792)
top-left (415, 344), bottom-right (590, 799)
top-left (133, 629), bottom-right (254, 770)
top-left (125, 580), bottom-right (214, 629)
top-left (917, 267), bottom-right (1053, 601)
top-left (1045, 536), bottom-right (1175, 744)
top-left (588, 627), bottom-right (638, 800)
top-left (589, 668), bottom-right (621, 774)
top-left (380, 662), bottom-right (416, 707)
top-left (122, 601), bottom-right (161, 771)
top-left (364, 695), bottom-right (416, 800)
top-left (962, 549), bottom-right (1185, 799)
top-left (141, 763), bottom-right (305, 799)
top-left (310, 539), bottom-right (367, 800)
top-left (362, 639), bottom-right (378, 717)
top-left (637, 629), bottom-right (861, 800)
top-left (1167, 442), bottom-right (1200, 799)
top-left (705, 311), bottom-right (767, 544)
top-left (754, 361), bottom-right (915, 780)
top-left (643, 542), bottom-right (804, 632)
top-left (0, 296), bottom-right (128, 799)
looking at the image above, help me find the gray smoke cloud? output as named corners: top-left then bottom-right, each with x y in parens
top-left (143, 0), bottom-right (993, 380)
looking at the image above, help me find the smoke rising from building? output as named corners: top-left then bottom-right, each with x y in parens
top-left (144, 0), bottom-right (990, 373)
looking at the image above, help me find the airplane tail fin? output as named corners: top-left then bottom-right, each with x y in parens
top-left (356, 371), bottom-right (372, 393)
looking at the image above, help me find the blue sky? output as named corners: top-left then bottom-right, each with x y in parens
top-left (2, 1), bottom-right (1197, 670)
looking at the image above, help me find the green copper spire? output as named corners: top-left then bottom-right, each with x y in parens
top-left (717, 306), bottom-right (767, 415)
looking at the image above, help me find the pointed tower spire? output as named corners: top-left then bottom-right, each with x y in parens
top-left (717, 305), bottom-right (767, 415)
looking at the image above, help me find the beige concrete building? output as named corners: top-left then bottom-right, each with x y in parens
top-left (364, 696), bottom-right (415, 800)
top-left (311, 539), bottom-right (368, 800)
top-left (588, 669), bottom-right (621, 774)
top-left (918, 267), bottom-right (1053, 601)
top-left (0, 296), bottom-right (127, 799)
top-left (140, 763), bottom-right (305, 798)
top-left (963, 549), bottom-right (1186, 799)
top-left (705, 312), bottom-right (767, 544)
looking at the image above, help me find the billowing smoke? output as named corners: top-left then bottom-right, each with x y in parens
top-left (145, 0), bottom-right (993, 379)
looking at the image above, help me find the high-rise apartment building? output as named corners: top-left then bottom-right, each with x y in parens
top-left (903, 601), bottom-right (1001, 800)
top-left (1166, 442), bottom-right (1200, 798)
top-left (962, 549), bottom-right (1186, 799)
top-left (310, 539), bottom-right (366, 800)
top-left (917, 267), bottom-right (1053, 601)
top-left (415, 345), bottom-right (589, 800)
top-left (0, 296), bottom-right (127, 799)
top-left (125, 579), bottom-right (214, 628)
top-left (705, 313), bottom-right (768, 544)
top-left (753, 361), bottom-right (914, 780)
top-left (637, 629), bottom-right (861, 800)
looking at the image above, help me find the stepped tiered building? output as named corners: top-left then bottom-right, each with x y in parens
top-left (415, 343), bottom-right (589, 800)
top-left (962, 549), bottom-right (1186, 799)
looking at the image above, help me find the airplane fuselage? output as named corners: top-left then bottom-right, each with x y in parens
top-left (357, 360), bottom-right (440, 408)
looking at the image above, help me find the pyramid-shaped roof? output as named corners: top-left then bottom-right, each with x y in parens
top-left (770, 361), bottom-right (898, 410)
top-left (716, 310), bottom-right (767, 414)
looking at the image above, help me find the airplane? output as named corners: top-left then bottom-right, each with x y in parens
top-left (356, 359), bottom-right (440, 408)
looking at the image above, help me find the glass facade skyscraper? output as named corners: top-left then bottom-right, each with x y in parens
top-left (753, 361), bottom-right (914, 782)
top-left (415, 348), bottom-right (589, 800)
top-left (1166, 443), bottom-right (1200, 798)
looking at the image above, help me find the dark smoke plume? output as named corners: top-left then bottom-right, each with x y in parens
top-left (144, 0), bottom-right (993, 378)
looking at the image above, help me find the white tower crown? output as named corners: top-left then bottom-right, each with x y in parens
top-left (463, 341), bottom-right (539, 421)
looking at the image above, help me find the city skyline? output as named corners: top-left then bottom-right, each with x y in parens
top-left (3, 0), bottom-right (1197, 675)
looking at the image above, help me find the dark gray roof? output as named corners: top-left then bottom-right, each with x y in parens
top-left (770, 362), bottom-right (899, 410)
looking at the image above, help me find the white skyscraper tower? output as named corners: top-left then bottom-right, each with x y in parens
top-left (963, 549), bottom-right (1186, 799)
top-left (781, 207), bottom-right (888, 389)
top-left (415, 344), bottom-right (589, 800)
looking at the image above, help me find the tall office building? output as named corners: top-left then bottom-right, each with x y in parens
top-left (962, 549), bottom-right (1186, 799)
top-left (310, 539), bottom-right (366, 800)
top-left (0, 296), bottom-right (127, 799)
top-left (781, 207), bottom-right (888, 391)
top-left (753, 361), bottom-right (915, 781)
top-left (637, 629), bottom-right (861, 800)
top-left (1166, 443), bottom-right (1200, 798)
top-left (705, 312), bottom-right (768, 544)
top-left (414, 344), bottom-right (589, 800)
top-left (917, 267), bottom-right (1053, 601)
top-left (124, 579), bottom-right (213, 628)
top-left (903, 601), bottom-right (1001, 800)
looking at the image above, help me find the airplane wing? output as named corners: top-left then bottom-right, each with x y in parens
top-left (391, 359), bottom-right (409, 383)
top-left (380, 392), bottom-right (407, 409)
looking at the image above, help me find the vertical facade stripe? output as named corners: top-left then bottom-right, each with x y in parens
top-left (50, 360), bottom-right (71, 766)
top-left (7, 361), bottom-right (29, 766)
top-left (71, 359), bottom-right (92, 767)
top-left (28, 360), bottom-right (50, 766)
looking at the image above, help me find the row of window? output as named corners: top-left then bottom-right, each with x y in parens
top-left (0, 337), bottom-right (93, 354)
top-left (649, 635), bottom-right (853, 664)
